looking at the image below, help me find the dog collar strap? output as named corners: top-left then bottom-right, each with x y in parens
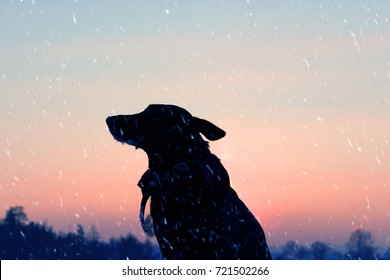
top-left (139, 194), bottom-right (150, 232)
top-left (138, 163), bottom-right (193, 193)
top-left (137, 162), bottom-right (194, 232)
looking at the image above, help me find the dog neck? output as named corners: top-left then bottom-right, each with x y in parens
top-left (138, 148), bottom-right (212, 233)
top-left (137, 151), bottom-right (229, 233)
top-left (146, 144), bottom-right (210, 171)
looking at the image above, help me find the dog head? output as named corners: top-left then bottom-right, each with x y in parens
top-left (106, 104), bottom-right (226, 157)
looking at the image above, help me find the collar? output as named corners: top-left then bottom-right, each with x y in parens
top-left (137, 162), bottom-right (196, 232)
top-left (138, 162), bottom-right (193, 194)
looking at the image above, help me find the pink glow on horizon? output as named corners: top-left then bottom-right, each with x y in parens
top-left (2, 109), bottom-right (389, 246)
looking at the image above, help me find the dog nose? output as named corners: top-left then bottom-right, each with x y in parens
top-left (106, 116), bottom-right (114, 126)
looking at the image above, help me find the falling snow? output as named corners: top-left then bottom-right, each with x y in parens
top-left (1, 0), bottom-right (390, 259)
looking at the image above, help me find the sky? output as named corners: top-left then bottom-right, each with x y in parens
top-left (1, 0), bottom-right (390, 248)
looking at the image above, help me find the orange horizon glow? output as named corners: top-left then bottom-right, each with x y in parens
top-left (2, 110), bottom-right (389, 246)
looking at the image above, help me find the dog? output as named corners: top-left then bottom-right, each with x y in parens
top-left (106, 104), bottom-right (272, 259)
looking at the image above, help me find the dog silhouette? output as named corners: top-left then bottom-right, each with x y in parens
top-left (106, 104), bottom-right (271, 259)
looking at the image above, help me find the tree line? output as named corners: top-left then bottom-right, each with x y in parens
top-left (273, 230), bottom-right (390, 260)
top-left (0, 206), bottom-right (161, 260)
top-left (1, 206), bottom-right (389, 260)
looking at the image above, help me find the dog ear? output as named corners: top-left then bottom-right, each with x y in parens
top-left (192, 117), bottom-right (226, 141)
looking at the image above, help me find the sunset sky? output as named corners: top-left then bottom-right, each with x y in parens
top-left (1, 0), bottom-right (390, 248)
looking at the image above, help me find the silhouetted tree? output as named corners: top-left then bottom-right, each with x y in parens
top-left (87, 225), bottom-right (100, 242)
top-left (346, 228), bottom-right (376, 260)
top-left (281, 240), bottom-right (298, 259)
top-left (382, 248), bottom-right (390, 260)
top-left (4, 206), bottom-right (28, 226)
top-left (311, 241), bottom-right (330, 260)
top-left (279, 241), bottom-right (312, 259)
top-left (85, 225), bottom-right (106, 259)
top-left (76, 224), bottom-right (85, 238)
top-left (22, 221), bottom-right (58, 259)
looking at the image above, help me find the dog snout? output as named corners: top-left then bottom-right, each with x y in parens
top-left (106, 116), bottom-right (122, 137)
top-left (106, 116), bottom-right (116, 127)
